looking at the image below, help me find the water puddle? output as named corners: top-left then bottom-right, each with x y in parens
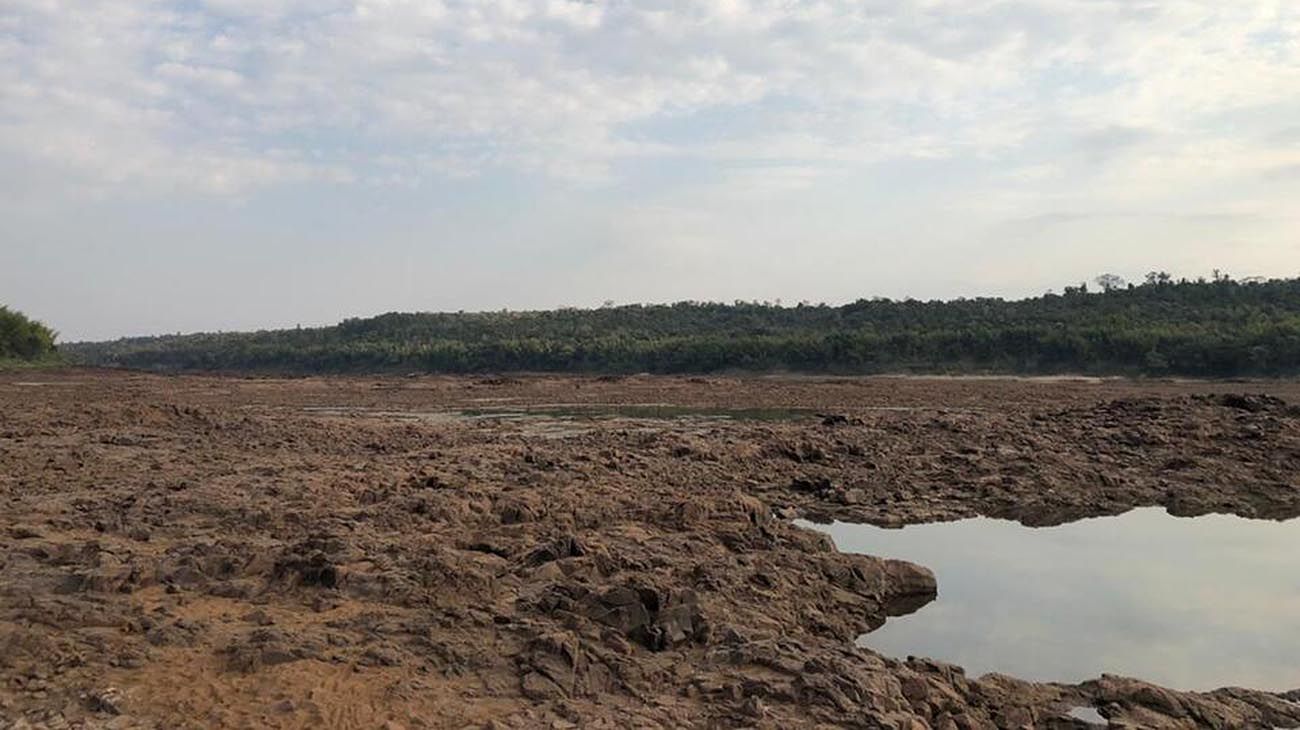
top-left (304, 403), bottom-right (815, 424)
top-left (800, 508), bottom-right (1300, 692)
top-left (468, 404), bottom-right (815, 421)
top-left (1067, 706), bottom-right (1106, 726)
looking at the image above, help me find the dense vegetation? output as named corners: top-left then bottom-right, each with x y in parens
top-left (0, 306), bottom-right (58, 363)
top-left (62, 275), bottom-right (1300, 377)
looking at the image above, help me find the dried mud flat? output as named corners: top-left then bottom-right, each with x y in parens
top-left (3, 371), bottom-right (1300, 730)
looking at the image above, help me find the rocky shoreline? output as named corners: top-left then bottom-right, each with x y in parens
top-left (2, 372), bottom-right (1298, 728)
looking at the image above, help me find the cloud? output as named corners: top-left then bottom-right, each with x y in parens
top-left (1, 0), bottom-right (1297, 197)
top-left (1074, 126), bottom-right (1160, 165)
top-left (1263, 163), bottom-right (1300, 181)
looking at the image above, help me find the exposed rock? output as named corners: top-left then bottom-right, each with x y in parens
top-left (218, 628), bottom-right (319, 673)
top-left (273, 550), bottom-right (338, 589)
top-left (4, 374), bottom-right (1300, 728)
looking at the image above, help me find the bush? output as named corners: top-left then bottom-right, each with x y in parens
top-left (0, 306), bottom-right (57, 361)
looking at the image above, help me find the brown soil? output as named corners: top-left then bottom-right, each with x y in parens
top-left (2, 371), bottom-right (1299, 729)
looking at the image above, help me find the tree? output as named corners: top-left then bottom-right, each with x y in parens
top-left (0, 306), bottom-right (58, 361)
top-left (58, 275), bottom-right (1300, 377)
top-left (1095, 273), bottom-right (1126, 292)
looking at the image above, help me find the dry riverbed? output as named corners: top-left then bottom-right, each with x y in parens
top-left (2, 371), bottom-right (1300, 729)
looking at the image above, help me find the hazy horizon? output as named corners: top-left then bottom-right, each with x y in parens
top-left (4, 1), bottom-right (1298, 342)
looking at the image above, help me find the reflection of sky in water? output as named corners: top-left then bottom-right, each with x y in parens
top-left (800, 509), bottom-right (1300, 692)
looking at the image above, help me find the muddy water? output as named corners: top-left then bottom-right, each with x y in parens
top-left (802, 508), bottom-right (1300, 692)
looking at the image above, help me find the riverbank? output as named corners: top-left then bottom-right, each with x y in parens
top-left (2, 372), bottom-right (1298, 728)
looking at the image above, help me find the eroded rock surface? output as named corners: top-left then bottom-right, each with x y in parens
top-left (1, 372), bottom-right (1298, 728)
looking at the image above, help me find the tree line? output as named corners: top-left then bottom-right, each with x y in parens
top-left (0, 306), bottom-right (57, 362)
top-left (60, 275), bottom-right (1300, 377)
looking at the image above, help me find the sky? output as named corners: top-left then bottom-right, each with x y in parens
top-left (2, 1), bottom-right (1299, 342)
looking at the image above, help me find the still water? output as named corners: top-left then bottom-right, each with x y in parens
top-left (305, 403), bottom-right (815, 422)
top-left (455, 404), bottom-right (814, 421)
top-left (802, 508), bottom-right (1300, 692)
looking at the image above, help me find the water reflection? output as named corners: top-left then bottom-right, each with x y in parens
top-left (456, 404), bottom-right (815, 421)
top-left (304, 404), bottom-right (816, 423)
top-left (801, 508), bottom-right (1300, 692)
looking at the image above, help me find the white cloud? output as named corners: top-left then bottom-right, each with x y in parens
top-left (1, 0), bottom-right (1294, 196)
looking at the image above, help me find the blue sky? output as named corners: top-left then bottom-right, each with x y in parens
top-left (2, 0), bottom-right (1298, 341)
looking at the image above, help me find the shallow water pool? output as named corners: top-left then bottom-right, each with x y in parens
top-left (304, 403), bottom-right (816, 423)
top-left (801, 508), bottom-right (1300, 692)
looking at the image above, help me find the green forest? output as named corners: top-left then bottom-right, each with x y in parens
top-left (62, 274), bottom-right (1300, 377)
top-left (0, 306), bottom-right (58, 363)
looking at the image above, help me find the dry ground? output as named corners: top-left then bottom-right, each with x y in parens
top-left (3, 371), bottom-right (1300, 729)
